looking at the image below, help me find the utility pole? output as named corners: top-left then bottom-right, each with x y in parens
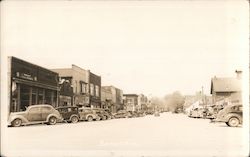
top-left (201, 86), bottom-right (204, 105)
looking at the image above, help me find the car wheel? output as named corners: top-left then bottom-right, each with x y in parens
top-left (228, 117), bottom-right (240, 127)
top-left (12, 118), bottom-right (22, 127)
top-left (87, 116), bottom-right (93, 122)
top-left (48, 116), bottom-right (57, 125)
top-left (96, 116), bottom-right (101, 121)
top-left (71, 116), bottom-right (79, 123)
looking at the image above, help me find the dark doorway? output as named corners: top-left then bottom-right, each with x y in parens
top-left (20, 84), bottom-right (30, 111)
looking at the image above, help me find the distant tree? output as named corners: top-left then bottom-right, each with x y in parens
top-left (165, 91), bottom-right (185, 113)
top-left (150, 97), bottom-right (164, 110)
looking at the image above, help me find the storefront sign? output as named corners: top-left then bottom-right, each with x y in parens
top-left (16, 72), bottom-right (37, 81)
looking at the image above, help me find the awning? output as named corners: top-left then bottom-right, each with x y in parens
top-left (13, 77), bottom-right (59, 91)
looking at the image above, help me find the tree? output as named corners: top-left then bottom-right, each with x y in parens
top-left (150, 97), bottom-right (164, 110)
top-left (165, 91), bottom-right (185, 113)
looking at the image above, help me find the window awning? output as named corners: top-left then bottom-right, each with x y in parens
top-left (13, 77), bottom-right (59, 91)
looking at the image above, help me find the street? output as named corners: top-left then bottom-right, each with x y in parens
top-left (2, 113), bottom-right (246, 157)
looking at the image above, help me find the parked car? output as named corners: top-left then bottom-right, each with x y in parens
top-left (154, 111), bottom-right (160, 117)
top-left (112, 110), bottom-right (132, 119)
top-left (56, 106), bottom-right (80, 123)
top-left (188, 108), bottom-right (204, 118)
top-left (129, 111), bottom-right (146, 118)
top-left (211, 104), bottom-right (242, 127)
top-left (92, 108), bottom-right (111, 120)
top-left (145, 110), bottom-right (154, 115)
top-left (212, 105), bottom-right (224, 118)
top-left (8, 104), bottom-right (63, 127)
top-left (137, 111), bottom-right (146, 117)
top-left (78, 108), bottom-right (100, 122)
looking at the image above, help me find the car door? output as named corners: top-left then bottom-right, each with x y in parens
top-left (60, 108), bottom-right (70, 120)
top-left (27, 106), bottom-right (42, 121)
top-left (116, 111), bottom-right (122, 118)
top-left (41, 106), bottom-right (52, 121)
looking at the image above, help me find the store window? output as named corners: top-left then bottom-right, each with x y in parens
top-left (52, 91), bottom-right (57, 107)
top-left (90, 84), bottom-right (94, 96)
top-left (95, 85), bottom-right (99, 97)
top-left (11, 82), bottom-right (18, 112)
top-left (38, 88), bottom-right (44, 104)
top-left (31, 87), bottom-right (37, 105)
top-left (45, 89), bottom-right (52, 105)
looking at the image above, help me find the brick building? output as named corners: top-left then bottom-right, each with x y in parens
top-left (8, 56), bottom-right (59, 113)
top-left (101, 86), bottom-right (123, 113)
top-left (52, 65), bottom-right (101, 108)
top-left (123, 94), bottom-right (138, 112)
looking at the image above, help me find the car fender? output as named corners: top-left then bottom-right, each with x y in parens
top-left (70, 114), bottom-right (79, 120)
top-left (9, 115), bottom-right (29, 124)
top-left (46, 114), bottom-right (62, 122)
top-left (86, 114), bottom-right (94, 119)
top-left (225, 113), bottom-right (242, 123)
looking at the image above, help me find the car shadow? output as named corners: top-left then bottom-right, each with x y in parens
top-left (217, 124), bottom-right (242, 128)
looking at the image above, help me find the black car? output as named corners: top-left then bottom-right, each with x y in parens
top-left (56, 106), bottom-right (80, 123)
top-left (92, 108), bottom-right (111, 120)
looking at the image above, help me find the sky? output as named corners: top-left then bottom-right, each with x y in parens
top-left (1, 1), bottom-right (248, 97)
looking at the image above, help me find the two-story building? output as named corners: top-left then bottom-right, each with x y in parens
top-left (123, 94), bottom-right (138, 112)
top-left (101, 86), bottom-right (123, 113)
top-left (138, 94), bottom-right (148, 111)
top-left (58, 79), bottom-right (74, 106)
top-left (8, 56), bottom-right (60, 113)
top-left (52, 65), bottom-right (101, 108)
top-left (101, 87), bottom-right (112, 110)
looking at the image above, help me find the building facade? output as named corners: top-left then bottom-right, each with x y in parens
top-left (59, 80), bottom-right (74, 106)
top-left (210, 70), bottom-right (242, 106)
top-left (9, 57), bottom-right (59, 113)
top-left (138, 94), bottom-right (148, 111)
top-left (101, 86), bottom-right (123, 113)
top-left (89, 72), bottom-right (101, 108)
top-left (101, 87), bottom-right (112, 110)
top-left (123, 94), bottom-right (138, 112)
top-left (52, 65), bottom-right (101, 108)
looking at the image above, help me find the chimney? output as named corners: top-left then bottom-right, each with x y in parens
top-left (235, 70), bottom-right (242, 79)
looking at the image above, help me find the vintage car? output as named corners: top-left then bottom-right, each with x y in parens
top-left (56, 106), bottom-right (80, 123)
top-left (78, 108), bottom-right (100, 122)
top-left (188, 108), bottom-right (204, 118)
top-left (8, 104), bottom-right (63, 127)
top-left (92, 108), bottom-right (111, 120)
top-left (211, 104), bottom-right (242, 127)
top-left (145, 110), bottom-right (154, 115)
top-left (112, 110), bottom-right (132, 119)
top-left (154, 111), bottom-right (160, 117)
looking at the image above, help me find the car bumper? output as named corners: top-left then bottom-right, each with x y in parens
top-left (7, 121), bottom-right (11, 126)
top-left (57, 117), bottom-right (64, 122)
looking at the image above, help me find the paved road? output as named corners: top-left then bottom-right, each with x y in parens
top-left (1, 113), bottom-right (247, 157)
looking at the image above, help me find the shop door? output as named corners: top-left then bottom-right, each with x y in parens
top-left (20, 84), bottom-right (30, 111)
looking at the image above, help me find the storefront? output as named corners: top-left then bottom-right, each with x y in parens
top-left (9, 57), bottom-right (59, 112)
top-left (58, 80), bottom-right (73, 106)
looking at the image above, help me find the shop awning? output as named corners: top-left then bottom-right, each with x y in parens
top-left (13, 77), bottom-right (59, 91)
